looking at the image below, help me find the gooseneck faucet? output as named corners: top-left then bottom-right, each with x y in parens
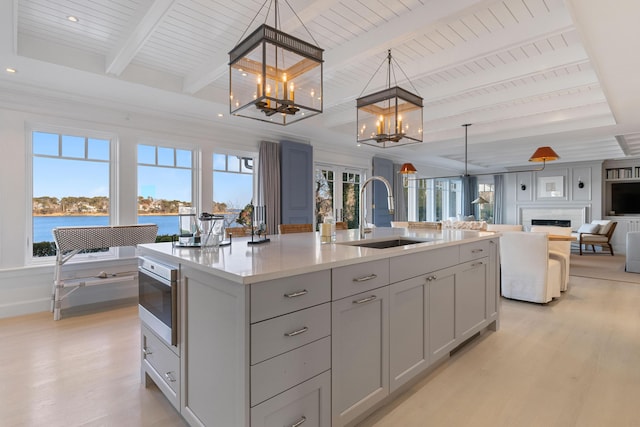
top-left (360, 176), bottom-right (395, 238)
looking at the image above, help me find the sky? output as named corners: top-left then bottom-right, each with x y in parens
top-left (32, 132), bottom-right (253, 207)
top-left (35, 160), bottom-right (252, 207)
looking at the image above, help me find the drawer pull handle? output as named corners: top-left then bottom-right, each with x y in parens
top-left (142, 347), bottom-right (152, 356)
top-left (291, 416), bottom-right (307, 427)
top-left (284, 289), bottom-right (308, 298)
top-left (164, 372), bottom-right (176, 382)
top-left (353, 273), bottom-right (377, 282)
top-left (471, 262), bottom-right (483, 267)
top-left (284, 326), bottom-right (309, 337)
top-left (353, 295), bottom-right (377, 304)
top-left (471, 248), bottom-right (484, 253)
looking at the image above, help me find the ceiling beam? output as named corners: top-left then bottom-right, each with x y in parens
top-left (323, 0), bottom-right (492, 75)
top-left (0, 0), bottom-right (17, 56)
top-left (105, 0), bottom-right (178, 76)
top-left (423, 71), bottom-right (602, 121)
top-left (566, 0), bottom-right (640, 127)
top-left (325, 7), bottom-right (575, 107)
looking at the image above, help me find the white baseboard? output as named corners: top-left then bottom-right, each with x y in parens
top-left (0, 258), bottom-right (139, 319)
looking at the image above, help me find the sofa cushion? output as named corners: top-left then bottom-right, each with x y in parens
top-left (578, 223), bottom-right (600, 234)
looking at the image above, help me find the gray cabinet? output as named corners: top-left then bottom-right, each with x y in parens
top-left (141, 323), bottom-right (180, 410)
top-left (179, 266), bottom-right (332, 427)
top-left (251, 371), bottom-right (331, 427)
top-left (454, 259), bottom-right (488, 341)
top-left (179, 266), bottom-right (249, 427)
top-left (428, 246), bottom-right (493, 363)
top-left (139, 236), bottom-right (500, 427)
top-left (428, 265), bottom-right (458, 362)
top-left (331, 286), bottom-right (389, 427)
top-left (389, 274), bottom-right (429, 392)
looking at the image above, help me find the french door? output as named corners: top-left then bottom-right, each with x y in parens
top-left (315, 165), bottom-right (364, 230)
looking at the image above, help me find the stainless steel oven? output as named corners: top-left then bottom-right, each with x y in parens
top-left (138, 256), bottom-right (178, 347)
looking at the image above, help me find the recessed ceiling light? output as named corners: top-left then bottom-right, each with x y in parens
top-left (67, 16), bottom-right (79, 22)
top-left (5, 67), bottom-right (16, 74)
top-left (217, 113), bottom-right (223, 118)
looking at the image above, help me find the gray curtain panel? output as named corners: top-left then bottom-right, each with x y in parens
top-left (393, 163), bottom-right (408, 221)
top-left (493, 174), bottom-right (504, 224)
top-left (462, 175), bottom-right (478, 217)
top-left (258, 141), bottom-right (281, 235)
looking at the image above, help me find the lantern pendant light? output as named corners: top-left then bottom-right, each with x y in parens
top-left (229, 0), bottom-right (323, 126)
top-left (357, 49), bottom-right (423, 148)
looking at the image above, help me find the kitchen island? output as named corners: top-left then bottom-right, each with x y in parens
top-left (138, 227), bottom-right (500, 427)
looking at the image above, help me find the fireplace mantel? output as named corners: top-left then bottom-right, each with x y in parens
top-left (520, 207), bottom-right (587, 231)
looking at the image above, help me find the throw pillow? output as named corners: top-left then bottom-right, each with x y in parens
top-left (592, 220), bottom-right (613, 235)
top-left (577, 223), bottom-right (600, 234)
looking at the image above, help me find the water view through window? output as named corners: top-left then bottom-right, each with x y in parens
top-left (32, 131), bottom-right (111, 257)
top-left (137, 144), bottom-right (194, 238)
top-left (32, 136), bottom-right (256, 257)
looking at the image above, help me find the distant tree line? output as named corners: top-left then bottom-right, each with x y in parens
top-left (33, 196), bottom-right (109, 215)
top-left (32, 196), bottom-right (196, 215)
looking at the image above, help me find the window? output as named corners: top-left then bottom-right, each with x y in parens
top-left (409, 177), bottom-right (462, 221)
top-left (137, 144), bottom-right (194, 239)
top-left (212, 153), bottom-right (254, 228)
top-left (315, 165), bottom-right (363, 229)
top-left (31, 130), bottom-right (112, 258)
top-left (477, 182), bottom-right (495, 223)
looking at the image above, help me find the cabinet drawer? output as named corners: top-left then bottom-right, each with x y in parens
top-left (251, 270), bottom-right (331, 323)
top-left (251, 371), bottom-right (331, 427)
top-left (251, 303), bottom-right (331, 365)
top-left (142, 324), bottom-right (180, 395)
top-left (389, 245), bottom-right (459, 283)
top-left (251, 337), bottom-right (331, 406)
top-left (332, 259), bottom-right (389, 300)
top-left (459, 240), bottom-right (489, 263)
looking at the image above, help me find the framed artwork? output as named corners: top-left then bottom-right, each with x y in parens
top-left (537, 176), bottom-right (564, 198)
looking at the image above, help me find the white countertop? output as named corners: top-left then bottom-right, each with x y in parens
top-left (138, 227), bottom-right (498, 284)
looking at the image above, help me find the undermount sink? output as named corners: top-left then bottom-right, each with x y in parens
top-left (338, 237), bottom-right (435, 249)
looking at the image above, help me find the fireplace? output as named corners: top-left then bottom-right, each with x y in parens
top-left (520, 207), bottom-right (587, 231)
top-left (531, 219), bottom-right (571, 227)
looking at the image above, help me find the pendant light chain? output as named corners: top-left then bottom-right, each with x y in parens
top-left (357, 54), bottom-right (388, 98)
top-left (284, 0), bottom-right (321, 47)
top-left (233, 0), bottom-right (271, 48)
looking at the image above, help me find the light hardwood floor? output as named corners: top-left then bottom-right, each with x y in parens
top-left (1, 273), bottom-right (639, 427)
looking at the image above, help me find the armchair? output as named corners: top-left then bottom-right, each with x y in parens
top-left (577, 221), bottom-right (617, 255)
top-left (530, 225), bottom-right (571, 291)
top-left (499, 231), bottom-right (562, 303)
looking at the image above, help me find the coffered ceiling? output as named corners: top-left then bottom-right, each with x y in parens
top-left (2, 0), bottom-right (640, 175)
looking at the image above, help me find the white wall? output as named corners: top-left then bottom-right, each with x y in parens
top-left (0, 93), bottom-right (378, 318)
top-left (502, 160), bottom-right (604, 227)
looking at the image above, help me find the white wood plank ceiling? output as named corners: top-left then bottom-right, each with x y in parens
top-left (5, 0), bottom-right (640, 174)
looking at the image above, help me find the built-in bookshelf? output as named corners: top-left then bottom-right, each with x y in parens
top-left (605, 166), bottom-right (640, 180)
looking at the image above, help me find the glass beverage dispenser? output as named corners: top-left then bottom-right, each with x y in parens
top-left (178, 206), bottom-right (198, 245)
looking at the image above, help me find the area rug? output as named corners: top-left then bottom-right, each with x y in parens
top-left (570, 253), bottom-right (640, 284)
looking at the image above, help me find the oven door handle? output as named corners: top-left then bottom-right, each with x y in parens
top-left (171, 279), bottom-right (178, 346)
